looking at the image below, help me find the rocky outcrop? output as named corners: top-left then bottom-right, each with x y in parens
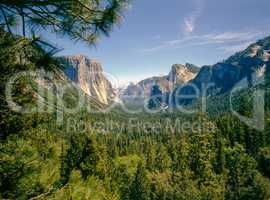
top-left (168, 63), bottom-right (199, 85)
top-left (63, 55), bottom-right (115, 104)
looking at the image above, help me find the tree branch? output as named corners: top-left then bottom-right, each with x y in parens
top-left (0, 6), bottom-right (12, 34)
top-left (19, 8), bottom-right (26, 36)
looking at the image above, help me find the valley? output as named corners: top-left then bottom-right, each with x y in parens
top-left (0, 1), bottom-right (270, 199)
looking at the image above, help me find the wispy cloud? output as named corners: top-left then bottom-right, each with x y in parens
top-left (184, 19), bottom-right (195, 34)
top-left (183, 0), bottom-right (204, 34)
top-left (139, 31), bottom-right (268, 53)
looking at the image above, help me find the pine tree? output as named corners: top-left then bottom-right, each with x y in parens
top-left (59, 134), bottom-right (100, 184)
top-left (0, 0), bottom-right (129, 44)
top-left (128, 162), bottom-right (149, 200)
top-left (258, 147), bottom-right (270, 178)
top-left (79, 135), bottom-right (100, 179)
top-left (214, 136), bottom-right (225, 174)
top-left (155, 144), bottom-right (171, 172)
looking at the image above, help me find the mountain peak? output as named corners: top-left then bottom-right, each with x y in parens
top-left (66, 54), bottom-right (87, 61)
top-left (67, 55), bottom-right (99, 63)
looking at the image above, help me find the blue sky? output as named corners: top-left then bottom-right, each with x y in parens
top-left (47, 0), bottom-right (270, 85)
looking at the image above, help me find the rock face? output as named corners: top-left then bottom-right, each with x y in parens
top-left (121, 63), bottom-right (199, 104)
top-left (172, 36), bottom-right (270, 106)
top-left (168, 63), bottom-right (200, 85)
top-left (63, 55), bottom-right (115, 105)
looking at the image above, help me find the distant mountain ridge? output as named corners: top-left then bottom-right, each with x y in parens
top-left (172, 36), bottom-right (270, 106)
top-left (121, 63), bottom-right (200, 104)
top-left (59, 36), bottom-right (270, 108)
